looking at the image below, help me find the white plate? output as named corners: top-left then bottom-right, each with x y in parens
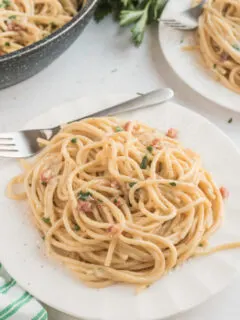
top-left (0, 95), bottom-right (240, 320)
top-left (159, 0), bottom-right (240, 112)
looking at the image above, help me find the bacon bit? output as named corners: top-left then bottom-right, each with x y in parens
top-left (220, 52), bottom-right (229, 62)
top-left (7, 22), bottom-right (24, 32)
top-left (166, 128), bottom-right (178, 139)
top-left (40, 169), bottom-right (52, 184)
top-left (152, 138), bottom-right (160, 146)
top-left (220, 187), bottom-right (229, 199)
top-left (107, 224), bottom-right (121, 237)
top-left (124, 121), bottom-right (132, 132)
top-left (78, 200), bottom-right (92, 213)
top-left (113, 198), bottom-right (122, 208)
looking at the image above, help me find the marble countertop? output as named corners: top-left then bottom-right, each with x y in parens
top-left (0, 17), bottom-right (240, 320)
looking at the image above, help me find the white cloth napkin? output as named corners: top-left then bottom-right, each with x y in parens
top-left (0, 264), bottom-right (47, 320)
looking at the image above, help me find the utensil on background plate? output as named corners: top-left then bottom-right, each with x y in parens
top-left (158, 0), bottom-right (239, 111)
top-left (160, 0), bottom-right (206, 30)
top-left (0, 88), bottom-right (174, 158)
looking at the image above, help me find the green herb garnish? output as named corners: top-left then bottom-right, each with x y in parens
top-left (232, 44), bottom-right (240, 51)
top-left (129, 182), bottom-right (136, 187)
top-left (74, 224), bottom-right (80, 231)
top-left (115, 126), bottom-right (123, 132)
top-left (140, 155), bottom-right (148, 169)
top-left (146, 145), bottom-right (153, 153)
top-left (0, 0), bottom-right (10, 8)
top-left (228, 118), bottom-right (233, 124)
top-left (4, 42), bottom-right (10, 47)
top-left (42, 236), bottom-right (45, 240)
top-left (42, 217), bottom-right (51, 225)
top-left (71, 138), bottom-right (77, 143)
top-left (8, 15), bottom-right (16, 19)
top-left (94, 0), bottom-right (168, 46)
top-left (41, 181), bottom-right (47, 186)
top-left (213, 64), bottom-right (217, 69)
top-left (169, 182), bottom-right (177, 187)
top-left (113, 198), bottom-right (118, 204)
top-left (78, 191), bottom-right (92, 201)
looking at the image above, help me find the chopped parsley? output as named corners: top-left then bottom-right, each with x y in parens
top-left (8, 15), bottom-right (16, 19)
top-left (213, 64), bottom-right (217, 69)
top-left (4, 42), bottom-right (10, 47)
top-left (232, 44), bottom-right (240, 51)
top-left (140, 155), bottom-right (148, 169)
top-left (146, 145), bottom-right (153, 153)
top-left (78, 191), bottom-right (92, 201)
top-left (74, 224), bottom-right (80, 231)
top-left (0, 0), bottom-right (10, 8)
top-left (41, 181), bottom-right (47, 186)
top-left (180, 39), bottom-right (184, 44)
top-left (115, 126), bottom-right (123, 132)
top-left (42, 236), bottom-right (45, 240)
top-left (71, 138), bottom-right (77, 143)
top-left (228, 118), bottom-right (233, 124)
top-left (129, 182), bottom-right (136, 188)
top-left (169, 182), bottom-right (177, 187)
top-left (42, 217), bottom-right (51, 225)
top-left (199, 243), bottom-right (203, 247)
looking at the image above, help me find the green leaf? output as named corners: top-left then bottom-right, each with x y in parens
top-left (0, 0), bottom-right (10, 8)
top-left (74, 224), bottom-right (80, 231)
top-left (115, 126), bottom-right (124, 132)
top-left (94, 1), bottom-right (113, 22)
top-left (131, 2), bottom-right (151, 46)
top-left (42, 217), bottom-right (51, 225)
top-left (232, 44), bottom-right (240, 51)
top-left (129, 182), bottom-right (136, 187)
top-left (147, 145), bottom-right (153, 153)
top-left (78, 191), bottom-right (92, 201)
top-left (120, 9), bottom-right (144, 26)
top-left (71, 138), bottom-right (77, 143)
top-left (169, 182), bottom-right (177, 187)
top-left (140, 155), bottom-right (148, 169)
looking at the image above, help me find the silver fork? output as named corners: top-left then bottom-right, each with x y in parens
top-left (161, 0), bottom-right (206, 30)
top-left (0, 88), bottom-right (174, 159)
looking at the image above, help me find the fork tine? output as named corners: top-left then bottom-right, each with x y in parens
top-left (0, 150), bottom-right (22, 158)
top-left (0, 132), bottom-right (14, 140)
top-left (0, 147), bottom-right (19, 152)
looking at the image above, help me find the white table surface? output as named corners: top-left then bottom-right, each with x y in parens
top-left (0, 17), bottom-right (240, 320)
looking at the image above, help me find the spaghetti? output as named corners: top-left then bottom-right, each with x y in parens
top-left (7, 118), bottom-right (237, 288)
top-left (0, 0), bottom-right (86, 56)
top-left (196, 0), bottom-right (240, 93)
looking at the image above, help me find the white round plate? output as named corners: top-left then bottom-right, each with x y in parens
top-left (0, 95), bottom-right (240, 320)
top-left (159, 0), bottom-right (240, 112)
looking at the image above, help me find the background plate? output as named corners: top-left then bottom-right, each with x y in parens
top-left (159, 0), bottom-right (240, 112)
top-left (0, 95), bottom-right (240, 320)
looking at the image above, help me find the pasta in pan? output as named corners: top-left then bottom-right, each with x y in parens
top-left (0, 0), bottom-right (86, 56)
top-left (7, 118), bottom-right (240, 289)
top-left (196, 0), bottom-right (240, 93)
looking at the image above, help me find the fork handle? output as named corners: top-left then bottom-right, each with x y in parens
top-left (71, 88), bottom-right (174, 121)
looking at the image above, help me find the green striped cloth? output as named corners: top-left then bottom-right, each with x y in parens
top-left (0, 264), bottom-right (48, 320)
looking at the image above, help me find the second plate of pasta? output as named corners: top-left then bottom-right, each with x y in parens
top-left (159, 0), bottom-right (240, 112)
